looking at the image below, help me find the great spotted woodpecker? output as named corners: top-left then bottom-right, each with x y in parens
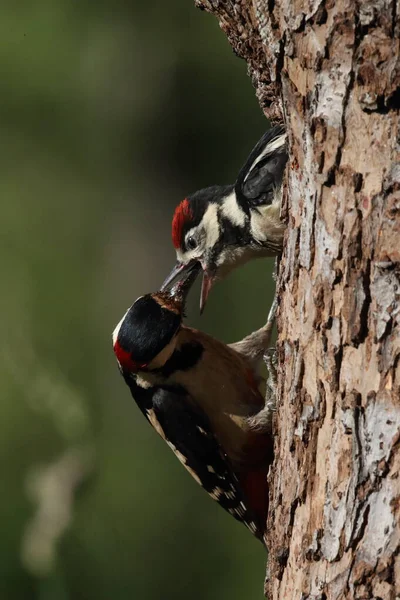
top-left (162, 125), bottom-right (287, 312)
top-left (112, 264), bottom-right (276, 542)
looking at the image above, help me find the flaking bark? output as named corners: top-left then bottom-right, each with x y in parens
top-left (196, 1), bottom-right (400, 598)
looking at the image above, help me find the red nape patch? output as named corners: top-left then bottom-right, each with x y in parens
top-left (113, 340), bottom-right (147, 372)
top-left (172, 198), bottom-right (193, 249)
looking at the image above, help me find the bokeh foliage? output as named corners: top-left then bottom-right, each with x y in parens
top-left (0, 1), bottom-right (275, 598)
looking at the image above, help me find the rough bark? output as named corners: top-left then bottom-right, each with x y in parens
top-left (196, 1), bottom-right (400, 598)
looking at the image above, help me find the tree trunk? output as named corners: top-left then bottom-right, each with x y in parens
top-left (196, 1), bottom-right (400, 598)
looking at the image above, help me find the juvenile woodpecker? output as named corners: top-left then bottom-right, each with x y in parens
top-left (112, 266), bottom-right (276, 542)
top-left (163, 125), bottom-right (287, 311)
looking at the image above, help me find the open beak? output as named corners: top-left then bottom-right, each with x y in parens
top-left (161, 260), bottom-right (216, 314)
top-left (161, 260), bottom-right (197, 291)
top-left (161, 260), bottom-right (201, 304)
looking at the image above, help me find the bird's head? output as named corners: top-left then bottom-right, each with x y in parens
top-left (113, 262), bottom-right (200, 373)
top-left (162, 185), bottom-right (244, 313)
top-left (162, 126), bottom-right (288, 313)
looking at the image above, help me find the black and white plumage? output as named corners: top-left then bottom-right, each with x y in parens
top-left (124, 380), bottom-right (260, 537)
top-left (163, 125), bottom-right (288, 311)
top-left (112, 267), bottom-right (275, 542)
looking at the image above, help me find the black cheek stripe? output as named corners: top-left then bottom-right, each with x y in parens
top-left (159, 342), bottom-right (204, 378)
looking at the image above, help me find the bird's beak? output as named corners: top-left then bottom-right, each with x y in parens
top-left (199, 269), bottom-right (216, 315)
top-left (161, 260), bottom-right (215, 314)
top-left (161, 260), bottom-right (196, 290)
top-left (161, 260), bottom-right (201, 304)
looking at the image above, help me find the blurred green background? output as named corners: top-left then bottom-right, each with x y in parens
top-left (0, 2), bottom-right (276, 599)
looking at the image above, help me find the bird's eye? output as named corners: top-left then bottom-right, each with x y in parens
top-left (186, 236), bottom-right (198, 250)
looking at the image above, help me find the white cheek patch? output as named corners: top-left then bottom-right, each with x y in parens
top-left (201, 203), bottom-right (220, 250)
top-left (220, 191), bottom-right (246, 227)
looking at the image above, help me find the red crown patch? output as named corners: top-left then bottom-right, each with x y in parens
top-left (172, 199), bottom-right (193, 249)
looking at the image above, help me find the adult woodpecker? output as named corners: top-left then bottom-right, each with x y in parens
top-left (163, 125), bottom-right (288, 312)
top-left (112, 265), bottom-right (276, 542)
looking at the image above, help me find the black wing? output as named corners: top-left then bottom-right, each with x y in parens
top-left (235, 125), bottom-right (287, 210)
top-left (123, 373), bottom-right (263, 541)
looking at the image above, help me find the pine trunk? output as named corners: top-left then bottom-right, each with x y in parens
top-left (196, 1), bottom-right (400, 598)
